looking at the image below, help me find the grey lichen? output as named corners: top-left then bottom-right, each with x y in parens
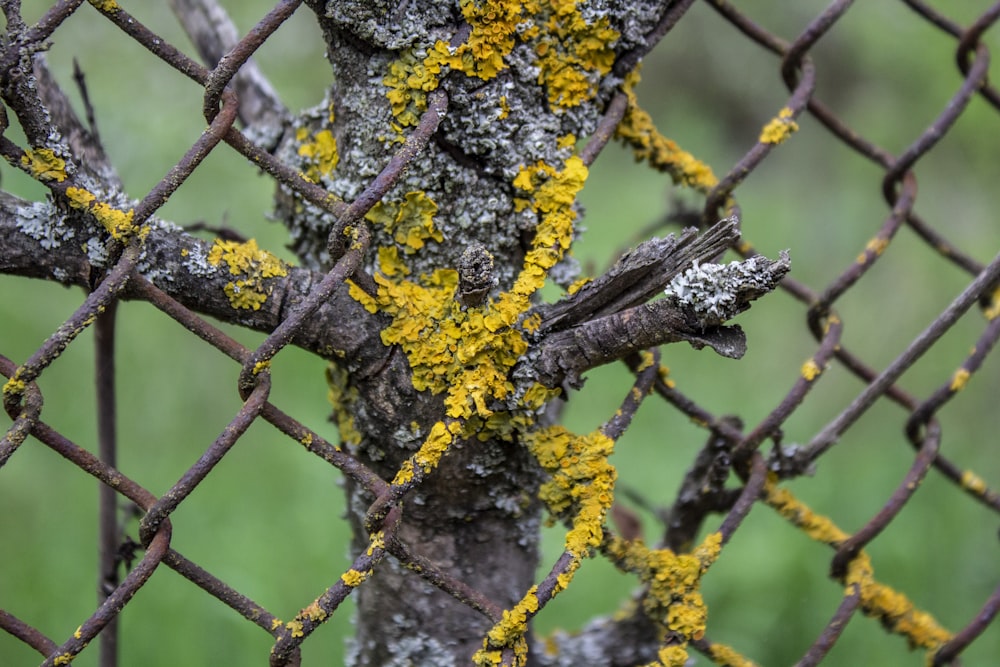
top-left (15, 200), bottom-right (73, 249)
top-left (663, 250), bottom-right (791, 326)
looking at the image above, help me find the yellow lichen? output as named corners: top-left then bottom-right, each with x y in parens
top-left (866, 236), bottom-right (889, 256)
top-left (326, 364), bottom-right (363, 447)
top-left (635, 350), bottom-right (655, 372)
top-left (708, 642), bottom-right (758, 667)
top-left (21, 147), bottom-right (67, 182)
top-left (566, 276), bottom-right (591, 294)
top-left (526, 425), bottom-right (616, 556)
top-left (206, 238), bottom-right (289, 311)
top-left (340, 568), bottom-right (372, 587)
top-left (366, 191), bottom-right (443, 253)
top-left (603, 531), bottom-right (723, 656)
top-left (949, 367), bottom-right (970, 392)
top-left (959, 469), bottom-right (987, 495)
top-left (302, 601), bottom-right (327, 623)
top-left (658, 364), bottom-right (676, 389)
top-left (983, 287), bottom-right (1000, 320)
top-left (411, 421), bottom-right (455, 476)
top-left (857, 237), bottom-right (890, 264)
top-left (384, 0), bottom-right (621, 130)
top-left (765, 476), bottom-right (953, 654)
top-left (526, 1), bottom-right (619, 110)
top-left (296, 126), bottom-right (339, 182)
top-left (801, 359), bottom-right (821, 382)
top-left (657, 645), bottom-right (690, 667)
top-left (367, 530), bottom-right (386, 556)
top-left (88, 0), bottom-right (119, 11)
top-left (286, 620), bottom-right (304, 638)
top-left (615, 69), bottom-right (719, 193)
top-left (352, 157), bottom-right (584, 423)
top-left (65, 186), bottom-right (141, 240)
top-left (845, 554), bottom-right (952, 651)
top-left (271, 618), bottom-right (283, 631)
top-left (759, 107), bottom-right (799, 145)
top-left (763, 474), bottom-right (848, 545)
top-left (53, 655), bottom-right (74, 666)
top-left (472, 586), bottom-right (538, 665)
top-left (484, 586), bottom-right (539, 649)
top-left (2, 376), bottom-right (26, 397)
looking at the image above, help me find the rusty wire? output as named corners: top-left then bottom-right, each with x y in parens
top-left (1, 1), bottom-right (1000, 665)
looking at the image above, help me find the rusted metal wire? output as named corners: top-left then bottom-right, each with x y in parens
top-left (2, 1), bottom-right (1000, 665)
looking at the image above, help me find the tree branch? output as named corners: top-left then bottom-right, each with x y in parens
top-left (530, 220), bottom-right (790, 387)
top-left (0, 191), bottom-right (389, 376)
top-left (169, 0), bottom-right (290, 141)
top-left (533, 301), bottom-right (749, 388)
top-left (532, 218), bottom-right (740, 333)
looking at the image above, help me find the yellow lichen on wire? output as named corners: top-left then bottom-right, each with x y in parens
top-left (801, 359), bottom-right (822, 382)
top-left (758, 107), bottom-right (799, 145)
top-left (340, 568), bottom-right (372, 587)
top-left (472, 586), bottom-right (539, 666)
top-left (983, 286), bottom-right (1000, 320)
top-left (959, 469), bottom-right (987, 495)
top-left (615, 68), bottom-right (719, 193)
top-left (948, 367), bottom-right (970, 392)
top-left (390, 420), bottom-right (460, 485)
top-left (87, 0), bottom-right (119, 11)
top-left (603, 531), bottom-right (724, 665)
top-left (707, 641), bottom-right (759, 667)
top-left (206, 238), bottom-right (289, 311)
top-left (844, 554), bottom-right (952, 652)
top-left (762, 475), bottom-right (953, 655)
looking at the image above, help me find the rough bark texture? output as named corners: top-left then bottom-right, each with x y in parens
top-left (279, 3), bottom-right (667, 664)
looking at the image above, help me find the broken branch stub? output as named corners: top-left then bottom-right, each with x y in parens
top-left (530, 236), bottom-right (790, 388)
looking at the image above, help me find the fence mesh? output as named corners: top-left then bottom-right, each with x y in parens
top-left (1, 1), bottom-right (999, 665)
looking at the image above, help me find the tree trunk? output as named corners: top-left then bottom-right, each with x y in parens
top-left (269, 3), bottom-right (666, 664)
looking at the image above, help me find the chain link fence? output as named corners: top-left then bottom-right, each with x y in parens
top-left (1, 1), bottom-right (999, 665)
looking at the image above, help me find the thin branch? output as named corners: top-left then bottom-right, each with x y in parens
top-left (532, 301), bottom-right (748, 388)
top-left (0, 191), bottom-right (388, 374)
top-left (169, 0), bottom-right (291, 136)
top-left (530, 223), bottom-right (790, 387)
top-left (533, 218), bottom-right (740, 333)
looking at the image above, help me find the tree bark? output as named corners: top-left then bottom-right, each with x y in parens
top-left (286, 2), bottom-right (683, 663)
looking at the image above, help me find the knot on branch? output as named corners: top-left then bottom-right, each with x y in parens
top-left (456, 242), bottom-right (497, 308)
top-left (526, 219), bottom-right (790, 388)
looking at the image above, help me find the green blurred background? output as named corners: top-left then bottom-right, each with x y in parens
top-left (1, 1), bottom-right (999, 665)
